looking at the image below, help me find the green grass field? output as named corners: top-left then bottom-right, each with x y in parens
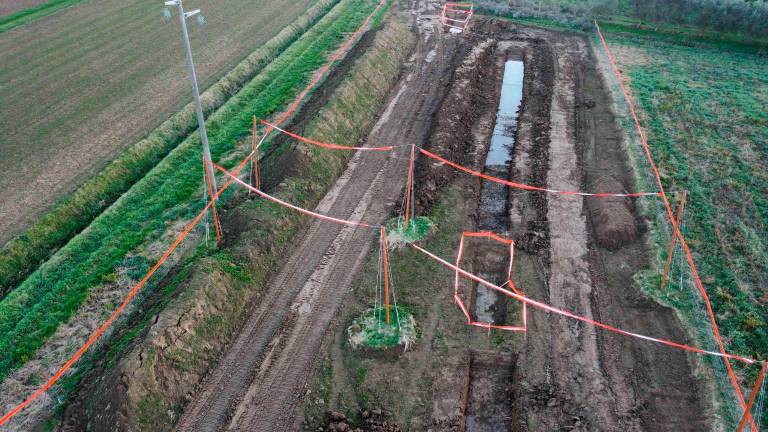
top-left (599, 26), bottom-right (768, 423)
top-left (0, 0), bottom-right (381, 381)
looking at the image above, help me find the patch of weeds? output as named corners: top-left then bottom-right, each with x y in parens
top-left (347, 306), bottom-right (418, 350)
top-left (385, 216), bottom-right (433, 246)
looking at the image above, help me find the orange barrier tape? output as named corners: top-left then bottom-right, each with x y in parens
top-left (661, 191), bottom-right (686, 289)
top-left (0, 137), bottom-right (257, 428)
top-left (249, 125), bottom-right (660, 198)
top-left (0, 201), bottom-right (215, 426)
top-left (419, 147), bottom-right (659, 197)
top-left (595, 21), bottom-right (756, 430)
top-left (259, 118), bottom-right (393, 151)
top-left (414, 242), bottom-right (758, 364)
top-left (454, 232), bottom-right (526, 332)
top-left (215, 163), bottom-right (373, 228)
top-left (738, 362), bottom-right (768, 432)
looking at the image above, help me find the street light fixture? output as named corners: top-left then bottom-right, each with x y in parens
top-left (163, 0), bottom-right (222, 241)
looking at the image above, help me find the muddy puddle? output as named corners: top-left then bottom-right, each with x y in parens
top-left (474, 60), bottom-right (524, 325)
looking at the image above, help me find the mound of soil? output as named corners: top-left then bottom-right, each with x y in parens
top-left (319, 410), bottom-right (401, 432)
top-left (586, 177), bottom-right (638, 250)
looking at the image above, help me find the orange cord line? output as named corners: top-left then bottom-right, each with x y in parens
top-left (381, 226), bottom-right (390, 325)
top-left (259, 118), bottom-right (393, 151)
top-left (0, 143), bottom-right (256, 428)
top-left (661, 191), bottom-right (686, 289)
top-left (595, 21), bottom-right (757, 431)
top-left (215, 162), bottom-right (374, 228)
top-left (253, 116), bottom-right (260, 190)
top-left (203, 157), bottom-right (222, 242)
top-left (738, 362), bottom-right (768, 432)
top-left (420, 147), bottom-right (659, 197)
top-left (405, 144), bottom-right (415, 228)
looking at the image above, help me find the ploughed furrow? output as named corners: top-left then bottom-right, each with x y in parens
top-left (175, 2), bottom-right (457, 431)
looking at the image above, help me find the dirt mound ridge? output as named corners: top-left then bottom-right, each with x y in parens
top-left (586, 176), bottom-right (638, 250)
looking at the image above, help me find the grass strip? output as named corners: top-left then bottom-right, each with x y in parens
top-left (596, 29), bottom-right (768, 425)
top-left (0, 0), bottom-right (83, 34)
top-left (0, 0), bottom-right (379, 380)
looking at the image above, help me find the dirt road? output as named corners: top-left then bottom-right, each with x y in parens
top-left (174, 2), bottom-right (458, 430)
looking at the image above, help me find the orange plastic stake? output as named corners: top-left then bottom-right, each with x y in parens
top-left (381, 226), bottom-right (390, 325)
top-left (252, 116), bottom-right (260, 190)
top-left (738, 362), bottom-right (768, 432)
top-left (661, 190), bottom-right (687, 289)
top-left (203, 157), bottom-right (222, 242)
top-left (405, 144), bottom-right (415, 229)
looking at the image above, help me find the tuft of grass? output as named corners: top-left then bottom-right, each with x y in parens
top-left (347, 306), bottom-right (418, 349)
top-left (385, 216), bottom-right (433, 246)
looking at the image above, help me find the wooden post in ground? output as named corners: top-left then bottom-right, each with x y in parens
top-left (252, 116), bottom-right (260, 191)
top-left (381, 226), bottom-right (390, 325)
top-left (661, 190), bottom-right (687, 289)
top-left (738, 362), bottom-right (768, 432)
top-left (405, 144), bottom-right (415, 229)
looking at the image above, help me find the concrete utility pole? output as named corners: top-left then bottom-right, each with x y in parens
top-left (164, 0), bottom-right (218, 197)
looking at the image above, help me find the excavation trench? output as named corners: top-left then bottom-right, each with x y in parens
top-left (474, 58), bottom-right (524, 327)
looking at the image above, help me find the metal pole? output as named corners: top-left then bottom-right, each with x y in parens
top-left (174, 0), bottom-right (218, 197)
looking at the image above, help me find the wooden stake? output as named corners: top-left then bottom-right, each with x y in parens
top-left (661, 190), bottom-right (687, 289)
top-left (252, 116), bottom-right (260, 190)
top-left (381, 226), bottom-right (390, 325)
top-left (405, 144), bottom-right (415, 229)
top-left (738, 362), bottom-right (768, 432)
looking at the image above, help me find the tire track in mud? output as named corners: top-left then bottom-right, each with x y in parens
top-left (175, 2), bottom-right (459, 430)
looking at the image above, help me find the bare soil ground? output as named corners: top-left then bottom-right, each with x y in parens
top-left (296, 14), bottom-right (714, 432)
top-left (0, 0), bottom-right (317, 243)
